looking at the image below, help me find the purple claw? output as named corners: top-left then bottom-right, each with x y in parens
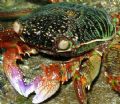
top-left (3, 48), bottom-right (60, 103)
top-left (32, 78), bottom-right (60, 104)
top-left (4, 58), bottom-right (35, 97)
top-left (6, 65), bottom-right (60, 103)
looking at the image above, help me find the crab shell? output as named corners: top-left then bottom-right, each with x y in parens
top-left (13, 2), bottom-right (115, 57)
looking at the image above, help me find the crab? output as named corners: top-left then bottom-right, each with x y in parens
top-left (0, 2), bottom-right (119, 104)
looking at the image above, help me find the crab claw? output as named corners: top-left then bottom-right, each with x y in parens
top-left (32, 77), bottom-right (60, 103)
top-left (32, 64), bottom-right (61, 103)
top-left (3, 47), bottom-right (34, 96)
top-left (3, 48), bottom-right (61, 103)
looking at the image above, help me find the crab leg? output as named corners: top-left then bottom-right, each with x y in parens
top-left (73, 51), bottom-right (102, 104)
top-left (73, 72), bottom-right (87, 104)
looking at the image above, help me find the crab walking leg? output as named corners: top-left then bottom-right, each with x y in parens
top-left (74, 72), bottom-right (87, 104)
top-left (73, 51), bottom-right (102, 104)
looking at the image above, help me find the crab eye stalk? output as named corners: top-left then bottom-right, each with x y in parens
top-left (58, 40), bottom-right (71, 50)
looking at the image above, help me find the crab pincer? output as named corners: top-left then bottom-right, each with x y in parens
top-left (3, 47), bottom-right (61, 103)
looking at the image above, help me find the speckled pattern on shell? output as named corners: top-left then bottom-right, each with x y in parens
top-left (18, 2), bottom-right (115, 56)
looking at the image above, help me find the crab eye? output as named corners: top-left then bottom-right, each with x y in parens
top-left (13, 21), bottom-right (21, 33)
top-left (58, 40), bottom-right (71, 50)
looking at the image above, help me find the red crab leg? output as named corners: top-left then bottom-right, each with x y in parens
top-left (73, 71), bottom-right (87, 104)
top-left (73, 51), bottom-right (102, 104)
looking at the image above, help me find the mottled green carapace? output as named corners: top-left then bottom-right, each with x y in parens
top-left (14, 2), bottom-right (115, 57)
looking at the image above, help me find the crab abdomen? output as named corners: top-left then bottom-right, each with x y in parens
top-left (14, 2), bottom-right (115, 56)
